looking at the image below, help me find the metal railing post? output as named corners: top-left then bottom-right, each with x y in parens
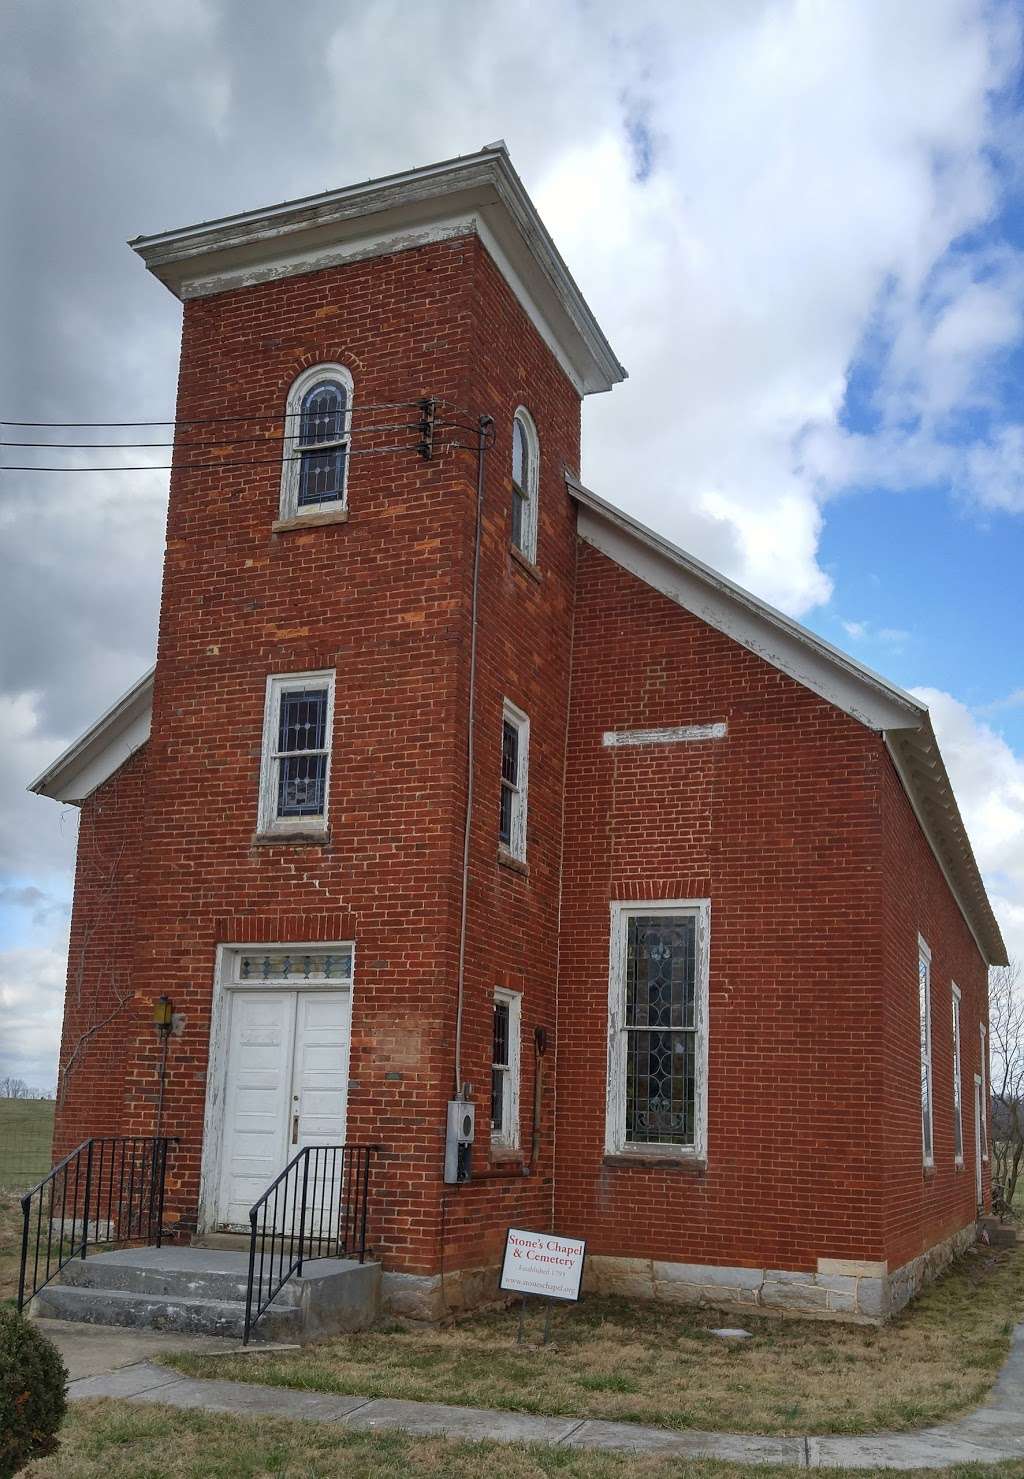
top-left (358, 1147), bottom-right (373, 1263)
top-left (297, 1151), bottom-right (310, 1276)
top-left (81, 1139), bottom-right (95, 1262)
top-left (17, 1194), bottom-right (30, 1313)
top-left (155, 1138), bottom-right (168, 1249)
top-left (243, 1208), bottom-right (258, 1346)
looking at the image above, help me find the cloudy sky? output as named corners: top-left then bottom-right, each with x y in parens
top-left (2, 0), bottom-right (1024, 1090)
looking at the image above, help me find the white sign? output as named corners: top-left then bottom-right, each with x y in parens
top-left (500, 1227), bottom-right (586, 1302)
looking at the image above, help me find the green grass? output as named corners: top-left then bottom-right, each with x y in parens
top-left (21, 1400), bottom-right (1024, 1479)
top-left (0, 1096), bottom-right (55, 1191)
top-left (165, 1244), bottom-right (1024, 1438)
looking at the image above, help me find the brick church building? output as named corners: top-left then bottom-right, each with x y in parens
top-left (33, 144), bottom-right (1005, 1323)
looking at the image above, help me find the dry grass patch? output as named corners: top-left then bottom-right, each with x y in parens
top-left (21, 1399), bottom-right (1024, 1479)
top-left (165, 1245), bottom-right (1024, 1436)
top-left (0, 1188), bottom-right (26, 1304)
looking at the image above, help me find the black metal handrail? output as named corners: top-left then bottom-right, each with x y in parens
top-left (244, 1142), bottom-right (377, 1343)
top-left (17, 1136), bottom-right (174, 1312)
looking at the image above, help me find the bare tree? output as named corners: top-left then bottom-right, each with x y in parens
top-left (989, 960), bottom-right (1024, 1209)
top-left (0, 1075), bottom-right (34, 1099)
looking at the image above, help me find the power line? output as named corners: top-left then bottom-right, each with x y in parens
top-left (0, 398), bottom-right (468, 430)
top-left (0, 433), bottom-right (487, 473)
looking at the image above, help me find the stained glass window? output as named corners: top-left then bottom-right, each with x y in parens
top-left (237, 949), bottom-right (353, 983)
top-left (297, 379), bottom-right (348, 507)
top-left (276, 688), bottom-right (329, 817)
top-left (491, 999), bottom-right (510, 1133)
top-left (624, 916), bottom-right (697, 1146)
top-left (919, 940), bottom-right (934, 1165)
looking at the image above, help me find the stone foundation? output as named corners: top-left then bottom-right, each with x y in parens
top-left (381, 1221), bottom-right (979, 1324)
top-left (582, 1221), bottom-right (979, 1323)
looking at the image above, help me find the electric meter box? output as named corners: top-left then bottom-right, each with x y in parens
top-left (443, 1099), bottom-right (475, 1183)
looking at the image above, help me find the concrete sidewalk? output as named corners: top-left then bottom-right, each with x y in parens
top-left (45, 1319), bottom-right (1024, 1470)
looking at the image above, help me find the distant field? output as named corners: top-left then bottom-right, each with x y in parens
top-left (0, 1096), bottom-right (55, 1192)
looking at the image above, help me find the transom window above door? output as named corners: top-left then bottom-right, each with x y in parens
top-left (231, 947), bottom-right (353, 984)
top-left (258, 670), bottom-right (336, 836)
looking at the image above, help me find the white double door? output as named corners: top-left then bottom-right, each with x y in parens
top-left (217, 988), bottom-right (351, 1231)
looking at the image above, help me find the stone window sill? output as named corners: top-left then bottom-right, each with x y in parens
top-left (603, 1152), bottom-right (706, 1174)
top-left (497, 848), bottom-right (530, 877)
top-left (509, 545), bottom-right (542, 583)
top-left (272, 508), bottom-right (349, 533)
top-left (252, 830), bottom-right (330, 848)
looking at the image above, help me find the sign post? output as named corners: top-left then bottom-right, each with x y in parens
top-left (499, 1227), bottom-right (587, 1345)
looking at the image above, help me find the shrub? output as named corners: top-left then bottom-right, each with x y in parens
top-left (0, 1306), bottom-right (67, 1477)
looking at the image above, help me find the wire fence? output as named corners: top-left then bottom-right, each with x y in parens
top-left (0, 1098), bottom-right (56, 1193)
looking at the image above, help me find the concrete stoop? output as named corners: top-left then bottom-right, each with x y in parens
top-left (30, 1246), bottom-right (381, 1343)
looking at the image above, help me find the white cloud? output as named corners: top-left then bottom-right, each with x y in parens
top-left (914, 688), bottom-right (1024, 962)
top-left (0, 946), bottom-right (66, 1093)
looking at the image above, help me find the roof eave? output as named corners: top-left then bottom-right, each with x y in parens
top-left (130, 145), bottom-right (627, 397)
top-left (29, 667), bottom-right (155, 806)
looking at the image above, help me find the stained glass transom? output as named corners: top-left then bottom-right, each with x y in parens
top-left (236, 949), bottom-right (353, 983)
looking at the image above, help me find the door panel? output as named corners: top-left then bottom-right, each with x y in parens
top-left (218, 992), bottom-right (294, 1229)
top-left (217, 988), bottom-right (351, 1231)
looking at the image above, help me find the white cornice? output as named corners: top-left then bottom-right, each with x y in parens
top-left (569, 475), bottom-right (1006, 967)
top-left (129, 145), bottom-right (627, 398)
top-left (29, 668), bottom-right (154, 805)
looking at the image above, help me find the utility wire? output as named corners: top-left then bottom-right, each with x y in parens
top-left (0, 435), bottom-right (485, 473)
top-left (0, 399), bottom-right (469, 429)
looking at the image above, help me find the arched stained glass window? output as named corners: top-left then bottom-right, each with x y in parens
top-left (280, 364), bottom-right (353, 520)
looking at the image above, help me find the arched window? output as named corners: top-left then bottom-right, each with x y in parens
top-left (511, 408), bottom-right (539, 563)
top-left (280, 364), bottom-right (353, 520)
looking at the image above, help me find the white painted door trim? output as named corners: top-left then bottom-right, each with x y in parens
top-left (198, 941), bottom-right (355, 1235)
top-left (974, 1073), bottom-right (984, 1209)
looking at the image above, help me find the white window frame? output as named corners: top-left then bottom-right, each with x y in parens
top-left (951, 983), bottom-right (964, 1166)
top-left (605, 899), bottom-right (710, 1161)
top-left (490, 988), bottom-right (522, 1151)
top-left (918, 934), bottom-right (934, 1167)
top-left (279, 363), bottom-right (354, 520)
top-left (510, 407), bottom-right (539, 564)
top-left (980, 1023), bottom-right (989, 1160)
top-left (499, 700), bottom-right (529, 862)
top-left (258, 670), bottom-right (336, 836)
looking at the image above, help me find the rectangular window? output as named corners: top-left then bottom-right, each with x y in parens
top-left (258, 671), bottom-right (335, 834)
top-left (606, 900), bottom-right (709, 1159)
top-left (980, 1024), bottom-right (989, 1160)
top-left (490, 989), bottom-right (521, 1150)
top-left (498, 701), bottom-right (529, 860)
top-left (951, 984), bottom-right (963, 1164)
top-left (919, 935), bottom-right (934, 1166)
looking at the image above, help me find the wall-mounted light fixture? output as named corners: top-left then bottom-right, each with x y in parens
top-left (153, 995), bottom-right (174, 1034)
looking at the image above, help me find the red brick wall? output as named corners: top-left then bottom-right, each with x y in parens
top-left (53, 234), bottom-right (584, 1282)
top-left (433, 247), bottom-right (581, 1279)
top-left (880, 752), bottom-right (989, 1269)
top-left (53, 747), bottom-right (147, 1159)
top-left (555, 543), bottom-right (889, 1271)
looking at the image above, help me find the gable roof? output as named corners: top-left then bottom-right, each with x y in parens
top-left (569, 475), bottom-right (1007, 967)
top-left (129, 143), bottom-right (626, 398)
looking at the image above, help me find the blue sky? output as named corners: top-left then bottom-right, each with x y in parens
top-left (1, 0), bottom-right (1023, 1090)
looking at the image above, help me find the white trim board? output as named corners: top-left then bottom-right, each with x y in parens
top-left (28, 667), bottom-right (155, 805)
top-left (129, 145), bottom-right (626, 398)
top-left (603, 724), bottom-right (727, 747)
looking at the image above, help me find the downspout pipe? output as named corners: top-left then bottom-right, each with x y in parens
top-left (453, 415), bottom-right (492, 1097)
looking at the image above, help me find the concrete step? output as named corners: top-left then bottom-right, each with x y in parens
top-left (58, 1247), bottom-right (301, 1308)
top-left (30, 1282), bottom-right (301, 1342)
top-left (192, 1233), bottom-right (251, 1252)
